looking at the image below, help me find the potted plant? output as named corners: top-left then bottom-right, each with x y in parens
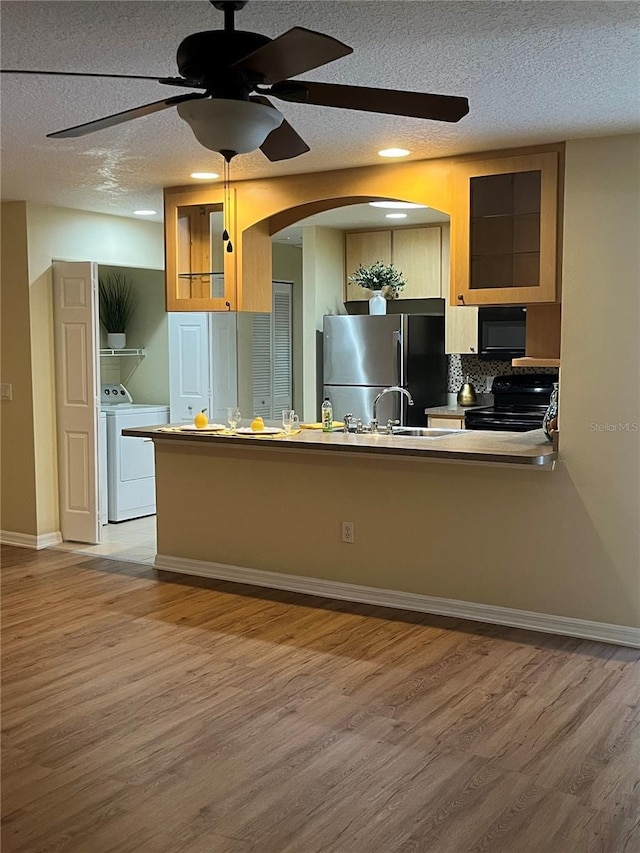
top-left (99, 272), bottom-right (136, 349)
top-left (348, 261), bottom-right (406, 314)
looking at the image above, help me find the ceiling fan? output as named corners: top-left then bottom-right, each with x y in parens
top-left (1, 0), bottom-right (470, 162)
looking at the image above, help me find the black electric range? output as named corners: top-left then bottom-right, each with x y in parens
top-left (465, 373), bottom-right (558, 432)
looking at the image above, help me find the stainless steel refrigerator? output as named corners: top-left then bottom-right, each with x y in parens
top-left (322, 314), bottom-right (447, 427)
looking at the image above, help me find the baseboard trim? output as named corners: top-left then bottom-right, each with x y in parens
top-left (1, 530), bottom-right (63, 550)
top-left (154, 554), bottom-right (640, 649)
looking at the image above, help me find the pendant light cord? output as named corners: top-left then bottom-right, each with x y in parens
top-left (220, 150), bottom-right (235, 253)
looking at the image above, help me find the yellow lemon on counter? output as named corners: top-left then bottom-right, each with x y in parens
top-left (250, 416), bottom-right (265, 431)
top-left (194, 409), bottom-right (208, 429)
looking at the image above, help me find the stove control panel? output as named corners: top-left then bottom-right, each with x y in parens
top-left (101, 383), bottom-right (133, 404)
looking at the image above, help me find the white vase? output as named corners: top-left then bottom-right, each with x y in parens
top-left (368, 291), bottom-right (386, 315)
top-left (107, 332), bottom-right (126, 350)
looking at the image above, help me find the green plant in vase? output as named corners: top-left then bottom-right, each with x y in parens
top-left (99, 273), bottom-right (136, 349)
top-left (348, 261), bottom-right (407, 300)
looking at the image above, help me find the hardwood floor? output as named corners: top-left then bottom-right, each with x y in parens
top-left (1, 545), bottom-right (639, 853)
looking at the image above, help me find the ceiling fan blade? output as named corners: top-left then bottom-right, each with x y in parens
top-left (1, 68), bottom-right (204, 90)
top-left (251, 96), bottom-right (310, 161)
top-left (231, 27), bottom-right (352, 85)
top-left (271, 81), bottom-right (469, 123)
top-left (47, 93), bottom-right (207, 139)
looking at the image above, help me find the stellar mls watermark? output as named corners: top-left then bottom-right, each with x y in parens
top-left (589, 422), bottom-right (639, 432)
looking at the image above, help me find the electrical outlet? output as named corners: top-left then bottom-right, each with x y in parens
top-left (0, 383), bottom-right (12, 401)
top-left (341, 521), bottom-right (355, 544)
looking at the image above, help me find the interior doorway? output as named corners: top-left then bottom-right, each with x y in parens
top-left (53, 260), bottom-right (167, 552)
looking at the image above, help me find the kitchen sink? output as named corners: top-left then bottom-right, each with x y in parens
top-left (391, 427), bottom-right (462, 438)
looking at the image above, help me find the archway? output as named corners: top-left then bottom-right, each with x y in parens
top-left (264, 194), bottom-right (451, 420)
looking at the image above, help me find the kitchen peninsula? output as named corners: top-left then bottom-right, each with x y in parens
top-left (126, 424), bottom-right (556, 467)
top-left (117, 423), bottom-right (607, 645)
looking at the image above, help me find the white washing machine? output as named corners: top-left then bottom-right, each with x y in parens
top-left (100, 411), bottom-right (108, 525)
top-left (101, 384), bottom-right (170, 522)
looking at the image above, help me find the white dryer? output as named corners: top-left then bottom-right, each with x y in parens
top-left (101, 385), bottom-right (169, 522)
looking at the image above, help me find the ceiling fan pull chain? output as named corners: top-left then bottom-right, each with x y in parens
top-left (220, 153), bottom-right (234, 253)
top-left (221, 156), bottom-right (229, 241)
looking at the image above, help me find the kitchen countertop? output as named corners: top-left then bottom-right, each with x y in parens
top-left (424, 394), bottom-right (493, 417)
top-left (124, 424), bottom-right (557, 469)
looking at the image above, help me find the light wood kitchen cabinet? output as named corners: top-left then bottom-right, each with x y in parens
top-left (344, 230), bottom-right (392, 301)
top-left (344, 225), bottom-right (441, 301)
top-left (166, 192), bottom-right (238, 311)
top-left (441, 221), bottom-right (478, 354)
top-left (176, 203), bottom-right (226, 299)
top-left (165, 185), bottom-right (272, 313)
top-left (445, 303), bottom-right (478, 355)
top-left (451, 150), bottom-right (560, 306)
top-left (428, 415), bottom-right (465, 430)
top-left (392, 227), bottom-right (441, 299)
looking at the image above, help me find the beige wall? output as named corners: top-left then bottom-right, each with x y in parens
top-left (157, 134), bottom-right (640, 630)
top-left (559, 134), bottom-right (640, 596)
top-left (0, 203), bottom-right (37, 534)
top-left (0, 203), bottom-right (164, 537)
top-left (301, 226), bottom-right (345, 420)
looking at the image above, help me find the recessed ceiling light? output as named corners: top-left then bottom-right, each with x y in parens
top-left (369, 201), bottom-right (429, 210)
top-left (385, 213), bottom-right (408, 219)
top-left (378, 148), bottom-right (410, 158)
top-left (190, 172), bottom-right (220, 180)
top-left (133, 210), bottom-right (157, 216)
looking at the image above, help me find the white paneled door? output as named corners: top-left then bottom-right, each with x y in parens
top-left (168, 312), bottom-right (238, 423)
top-left (210, 313), bottom-right (238, 421)
top-left (168, 313), bottom-right (210, 423)
top-left (53, 261), bottom-right (101, 544)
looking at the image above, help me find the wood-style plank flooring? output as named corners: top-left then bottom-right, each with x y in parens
top-left (2, 544), bottom-right (639, 853)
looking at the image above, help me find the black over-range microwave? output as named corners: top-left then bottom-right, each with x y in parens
top-left (477, 306), bottom-right (526, 360)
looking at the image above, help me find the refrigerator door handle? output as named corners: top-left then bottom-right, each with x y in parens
top-left (393, 328), bottom-right (403, 391)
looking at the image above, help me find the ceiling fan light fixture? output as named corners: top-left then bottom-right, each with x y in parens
top-left (190, 171), bottom-right (220, 179)
top-left (177, 98), bottom-right (284, 155)
top-left (385, 213), bottom-right (407, 219)
top-left (378, 147), bottom-right (410, 158)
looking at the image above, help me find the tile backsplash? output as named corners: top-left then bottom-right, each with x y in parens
top-left (448, 354), bottom-right (558, 393)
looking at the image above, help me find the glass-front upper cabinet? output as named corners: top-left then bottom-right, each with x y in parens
top-left (177, 204), bottom-right (225, 299)
top-left (165, 189), bottom-right (237, 311)
top-left (451, 150), bottom-right (561, 305)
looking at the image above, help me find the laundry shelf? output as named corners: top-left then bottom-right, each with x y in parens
top-left (100, 348), bottom-right (146, 357)
top-left (100, 348), bottom-right (145, 383)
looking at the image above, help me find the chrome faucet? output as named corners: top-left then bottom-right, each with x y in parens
top-left (371, 386), bottom-right (414, 432)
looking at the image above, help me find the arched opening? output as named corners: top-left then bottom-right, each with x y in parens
top-left (238, 194), bottom-right (452, 422)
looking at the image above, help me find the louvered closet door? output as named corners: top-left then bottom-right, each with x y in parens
top-left (272, 282), bottom-right (292, 414)
top-left (251, 313), bottom-right (273, 418)
top-left (250, 282), bottom-right (293, 419)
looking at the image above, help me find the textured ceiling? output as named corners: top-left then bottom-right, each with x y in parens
top-left (1, 1), bottom-right (639, 222)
